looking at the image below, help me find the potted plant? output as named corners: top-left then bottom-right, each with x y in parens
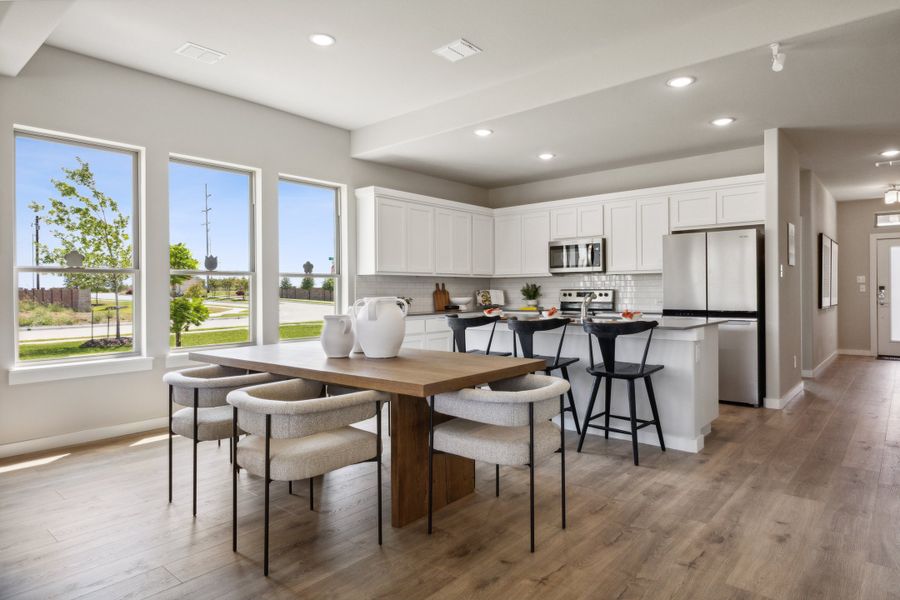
top-left (520, 282), bottom-right (541, 307)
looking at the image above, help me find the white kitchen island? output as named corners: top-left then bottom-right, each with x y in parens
top-left (465, 317), bottom-right (724, 453)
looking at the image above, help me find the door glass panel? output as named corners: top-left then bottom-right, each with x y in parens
top-left (892, 246), bottom-right (900, 341)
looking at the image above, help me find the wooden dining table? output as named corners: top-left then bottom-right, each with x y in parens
top-left (189, 344), bottom-right (543, 527)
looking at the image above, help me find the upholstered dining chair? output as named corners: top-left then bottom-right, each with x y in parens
top-left (426, 373), bottom-right (569, 552)
top-left (162, 365), bottom-right (282, 516)
top-left (227, 378), bottom-right (388, 576)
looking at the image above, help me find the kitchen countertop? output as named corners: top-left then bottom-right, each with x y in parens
top-left (405, 309), bottom-right (726, 331)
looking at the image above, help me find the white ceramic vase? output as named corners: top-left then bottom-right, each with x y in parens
top-left (320, 314), bottom-right (355, 358)
top-left (352, 297), bottom-right (408, 358)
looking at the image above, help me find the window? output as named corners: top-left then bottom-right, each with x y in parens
top-left (876, 212), bottom-right (900, 227)
top-left (168, 158), bottom-right (255, 349)
top-left (278, 178), bottom-right (340, 340)
top-left (14, 131), bottom-right (140, 363)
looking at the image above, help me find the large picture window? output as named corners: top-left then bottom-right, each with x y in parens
top-left (278, 178), bottom-right (339, 340)
top-left (14, 131), bottom-right (140, 362)
top-left (168, 158), bottom-right (255, 349)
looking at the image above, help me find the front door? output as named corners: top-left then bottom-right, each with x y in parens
top-left (876, 238), bottom-right (900, 356)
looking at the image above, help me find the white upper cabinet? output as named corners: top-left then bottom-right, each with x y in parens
top-left (550, 207), bottom-right (577, 240)
top-left (636, 196), bottom-right (668, 271)
top-left (717, 184), bottom-right (765, 224)
top-left (522, 211), bottom-right (550, 275)
top-left (373, 197), bottom-right (408, 273)
top-left (435, 208), bottom-right (472, 275)
top-left (493, 214), bottom-right (523, 275)
top-left (471, 213), bottom-right (494, 275)
top-left (406, 203), bottom-right (434, 274)
top-left (669, 190), bottom-right (717, 229)
top-left (578, 205), bottom-right (604, 237)
top-left (604, 199), bottom-right (638, 272)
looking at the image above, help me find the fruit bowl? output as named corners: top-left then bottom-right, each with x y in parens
top-left (450, 296), bottom-right (471, 309)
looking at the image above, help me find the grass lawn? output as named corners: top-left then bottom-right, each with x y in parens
top-left (18, 321), bottom-right (324, 361)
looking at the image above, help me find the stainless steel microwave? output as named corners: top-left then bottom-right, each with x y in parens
top-left (548, 238), bottom-right (606, 274)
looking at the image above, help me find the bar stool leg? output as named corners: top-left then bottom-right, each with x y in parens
top-left (603, 378), bottom-right (612, 440)
top-left (627, 380), bottom-right (639, 466)
top-left (577, 376), bottom-right (601, 453)
top-left (560, 366), bottom-right (581, 435)
top-left (529, 403), bottom-right (535, 553)
top-left (645, 376), bottom-right (665, 452)
top-left (495, 464), bottom-right (500, 497)
top-left (192, 388), bottom-right (199, 517)
top-left (168, 385), bottom-right (173, 504)
top-left (559, 394), bottom-right (566, 530)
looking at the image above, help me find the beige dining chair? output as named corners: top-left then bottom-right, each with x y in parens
top-left (162, 365), bottom-right (283, 516)
top-left (228, 378), bottom-right (389, 576)
top-left (426, 373), bottom-right (569, 552)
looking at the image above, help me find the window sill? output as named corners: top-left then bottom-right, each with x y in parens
top-left (8, 355), bottom-right (154, 386)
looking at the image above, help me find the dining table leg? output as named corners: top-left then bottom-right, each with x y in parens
top-left (391, 393), bottom-right (475, 528)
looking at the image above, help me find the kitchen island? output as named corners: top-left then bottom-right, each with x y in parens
top-left (465, 316), bottom-right (725, 452)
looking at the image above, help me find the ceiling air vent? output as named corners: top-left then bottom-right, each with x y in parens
top-left (433, 38), bottom-right (482, 63)
top-left (175, 42), bottom-right (226, 65)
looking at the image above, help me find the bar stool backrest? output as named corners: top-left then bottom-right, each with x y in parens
top-left (582, 320), bottom-right (658, 374)
top-left (446, 314), bottom-right (502, 353)
top-left (507, 317), bottom-right (571, 364)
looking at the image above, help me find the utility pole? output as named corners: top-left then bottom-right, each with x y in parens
top-left (201, 184), bottom-right (213, 290)
top-left (32, 215), bottom-right (41, 289)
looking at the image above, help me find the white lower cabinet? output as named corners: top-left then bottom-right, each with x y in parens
top-left (402, 317), bottom-right (453, 351)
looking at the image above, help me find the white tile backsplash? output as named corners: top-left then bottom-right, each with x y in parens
top-left (355, 273), bottom-right (663, 312)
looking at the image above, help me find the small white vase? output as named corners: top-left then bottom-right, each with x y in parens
top-left (525, 299), bottom-right (539, 307)
top-left (321, 314), bottom-right (355, 358)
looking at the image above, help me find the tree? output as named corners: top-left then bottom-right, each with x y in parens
top-left (170, 296), bottom-right (209, 347)
top-left (37, 158), bottom-right (131, 339)
top-left (280, 276), bottom-right (294, 290)
top-left (301, 277), bottom-right (315, 291)
top-left (170, 243), bottom-right (199, 295)
top-left (322, 278), bottom-right (335, 291)
top-left (184, 280), bottom-right (206, 298)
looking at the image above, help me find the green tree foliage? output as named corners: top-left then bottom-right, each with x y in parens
top-left (301, 276), bottom-right (315, 291)
top-left (170, 296), bottom-right (209, 347)
top-left (322, 278), bottom-right (335, 292)
top-left (184, 280), bottom-right (206, 298)
top-left (280, 276), bottom-right (294, 290)
top-left (34, 158), bottom-right (131, 338)
top-left (170, 243), bottom-right (199, 294)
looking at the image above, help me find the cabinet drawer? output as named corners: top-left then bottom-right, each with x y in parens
top-left (405, 319), bottom-right (426, 334)
top-left (425, 317), bottom-right (450, 333)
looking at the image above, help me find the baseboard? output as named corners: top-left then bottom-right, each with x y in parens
top-left (0, 417), bottom-right (167, 459)
top-left (838, 348), bottom-right (875, 356)
top-left (764, 380), bottom-right (804, 410)
top-left (801, 350), bottom-right (838, 379)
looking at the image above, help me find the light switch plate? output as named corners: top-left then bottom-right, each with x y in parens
top-left (860, 284), bottom-right (867, 293)
top-left (857, 275), bottom-right (866, 283)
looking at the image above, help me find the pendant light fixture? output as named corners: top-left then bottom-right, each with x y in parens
top-left (885, 185), bottom-right (900, 205)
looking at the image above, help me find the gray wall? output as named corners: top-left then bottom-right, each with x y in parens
top-left (799, 170), bottom-right (838, 371)
top-left (837, 198), bottom-right (890, 352)
top-left (488, 146), bottom-right (763, 207)
top-left (764, 129), bottom-right (803, 400)
top-left (0, 46), bottom-right (487, 451)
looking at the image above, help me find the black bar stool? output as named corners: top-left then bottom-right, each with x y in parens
top-left (507, 317), bottom-right (582, 435)
top-left (446, 314), bottom-right (511, 356)
top-left (577, 320), bottom-right (665, 465)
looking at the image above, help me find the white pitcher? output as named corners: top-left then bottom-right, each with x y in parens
top-left (352, 297), bottom-right (408, 358)
top-left (320, 314), bottom-right (355, 358)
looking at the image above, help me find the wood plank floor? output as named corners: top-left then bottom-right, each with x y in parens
top-left (2, 355), bottom-right (900, 599)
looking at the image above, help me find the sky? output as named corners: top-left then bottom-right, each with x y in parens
top-left (16, 135), bottom-right (337, 289)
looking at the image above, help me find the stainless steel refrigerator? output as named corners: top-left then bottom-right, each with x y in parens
top-left (662, 228), bottom-right (765, 406)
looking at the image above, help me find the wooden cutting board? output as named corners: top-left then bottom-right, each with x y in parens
top-left (433, 283), bottom-right (445, 311)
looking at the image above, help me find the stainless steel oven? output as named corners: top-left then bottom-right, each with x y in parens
top-left (548, 238), bottom-right (605, 274)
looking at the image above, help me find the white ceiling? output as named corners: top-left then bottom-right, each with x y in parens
top-left (8, 0), bottom-right (900, 198)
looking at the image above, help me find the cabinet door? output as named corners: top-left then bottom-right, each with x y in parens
top-left (521, 211), bottom-right (550, 275)
top-left (604, 200), bottom-right (637, 272)
top-left (494, 214), bottom-right (523, 275)
top-left (434, 209), bottom-right (454, 274)
top-left (406, 204), bottom-right (434, 274)
top-left (550, 207), bottom-right (577, 240)
top-left (435, 209), bottom-right (473, 274)
top-left (424, 331), bottom-right (453, 351)
top-left (717, 184), bottom-right (765, 224)
top-left (577, 205), bottom-right (604, 237)
top-left (401, 335), bottom-right (425, 349)
top-left (636, 196), bottom-right (668, 271)
top-left (669, 190), bottom-right (716, 229)
top-left (375, 197), bottom-right (407, 272)
top-left (471, 214), bottom-right (494, 275)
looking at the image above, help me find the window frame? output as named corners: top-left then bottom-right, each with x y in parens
top-left (167, 153), bottom-right (260, 352)
top-left (12, 125), bottom-right (145, 366)
top-left (277, 174), bottom-right (343, 342)
top-left (875, 211), bottom-right (900, 228)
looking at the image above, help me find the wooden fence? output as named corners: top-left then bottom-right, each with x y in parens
top-left (19, 288), bottom-right (92, 312)
top-left (280, 287), bottom-right (334, 301)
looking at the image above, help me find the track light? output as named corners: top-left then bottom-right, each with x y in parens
top-left (770, 42), bottom-right (785, 72)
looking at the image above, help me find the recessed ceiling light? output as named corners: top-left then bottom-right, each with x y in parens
top-left (474, 128), bottom-right (493, 137)
top-left (666, 76), bottom-right (695, 88)
top-left (881, 149), bottom-right (900, 158)
top-left (711, 117), bottom-right (736, 127)
top-left (538, 153), bottom-right (555, 161)
top-left (309, 33), bottom-right (336, 47)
